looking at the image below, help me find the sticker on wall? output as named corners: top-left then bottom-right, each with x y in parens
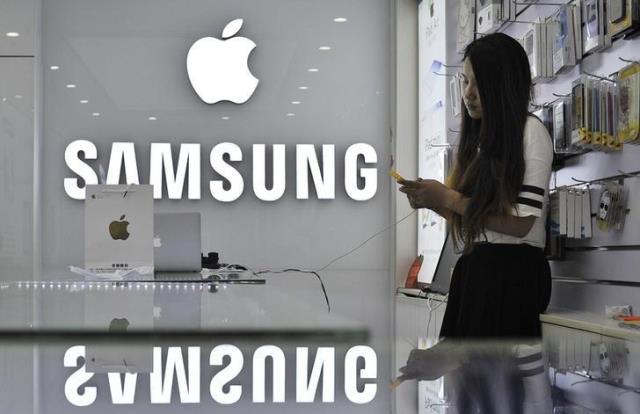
top-left (186, 18), bottom-right (259, 104)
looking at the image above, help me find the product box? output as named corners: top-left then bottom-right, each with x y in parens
top-left (583, 0), bottom-right (605, 54)
top-left (607, 0), bottom-right (640, 39)
top-left (476, 0), bottom-right (502, 35)
top-left (552, 5), bottom-right (577, 74)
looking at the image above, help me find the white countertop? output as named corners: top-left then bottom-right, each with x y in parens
top-left (541, 308), bottom-right (640, 342)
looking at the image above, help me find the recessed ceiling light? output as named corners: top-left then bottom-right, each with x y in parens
top-left (307, 68), bottom-right (319, 73)
top-left (291, 101), bottom-right (301, 105)
top-left (80, 99), bottom-right (89, 104)
top-left (333, 17), bottom-right (348, 23)
top-left (92, 112), bottom-right (100, 117)
top-left (319, 46), bottom-right (331, 51)
top-left (14, 95), bottom-right (22, 99)
top-left (298, 86), bottom-right (309, 90)
top-left (50, 65), bottom-right (60, 71)
top-left (286, 113), bottom-right (295, 117)
top-left (148, 116), bottom-right (157, 121)
top-left (6, 32), bottom-right (20, 38)
top-left (66, 84), bottom-right (76, 89)
top-left (1, 97), bottom-right (7, 102)
top-left (221, 116), bottom-right (230, 120)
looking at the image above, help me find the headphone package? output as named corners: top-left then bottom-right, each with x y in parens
top-left (457, 0), bottom-right (476, 52)
top-left (523, 17), bottom-right (555, 83)
top-left (546, 186), bottom-right (592, 260)
top-left (476, 0), bottom-right (503, 35)
top-left (607, 0), bottom-right (640, 39)
top-left (583, 0), bottom-right (612, 55)
top-left (617, 62), bottom-right (640, 144)
top-left (569, 75), bottom-right (622, 152)
top-left (551, 3), bottom-right (581, 74)
top-left (597, 181), bottom-right (627, 231)
top-left (571, 77), bottom-right (587, 147)
top-left (548, 187), bottom-right (592, 239)
top-left (450, 73), bottom-right (462, 117)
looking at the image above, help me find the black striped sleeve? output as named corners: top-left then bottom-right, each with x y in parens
top-left (512, 117), bottom-right (553, 218)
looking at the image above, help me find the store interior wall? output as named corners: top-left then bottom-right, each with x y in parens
top-left (0, 0), bottom-right (35, 281)
top-left (391, 1), bottom-right (419, 412)
top-left (30, 0), bottom-right (395, 413)
top-left (0, 1), bottom-right (36, 413)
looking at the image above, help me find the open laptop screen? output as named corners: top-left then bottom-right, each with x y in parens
top-left (417, 232), bottom-right (458, 294)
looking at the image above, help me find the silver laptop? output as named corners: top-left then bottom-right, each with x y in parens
top-left (154, 212), bottom-right (202, 272)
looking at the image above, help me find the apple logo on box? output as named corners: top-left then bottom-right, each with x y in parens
top-left (109, 214), bottom-right (130, 240)
top-left (187, 18), bottom-right (259, 104)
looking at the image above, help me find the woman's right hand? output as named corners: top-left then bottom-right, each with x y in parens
top-left (399, 178), bottom-right (452, 210)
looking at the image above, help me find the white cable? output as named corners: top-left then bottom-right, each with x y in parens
top-left (316, 210), bottom-right (416, 272)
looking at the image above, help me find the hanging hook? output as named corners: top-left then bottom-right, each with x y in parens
top-left (617, 170), bottom-right (640, 178)
top-left (619, 57), bottom-right (640, 65)
top-left (429, 143), bottom-right (457, 148)
top-left (545, 96), bottom-right (563, 105)
top-left (513, 1), bottom-right (570, 5)
top-left (433, 71), bottom-right (454, 77)
top-left (583, 71), bottom-right (616, 83)
top-left (500, 19), bottom-right (537, 24)
top-left (570, 377), bottom-right (595, 387)
top-left (552, 92), bottom-right (571, 98)
top-left (570, 177), bottom-right (590, 185)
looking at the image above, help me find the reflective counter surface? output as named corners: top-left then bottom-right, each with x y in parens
top-left (0, 271), bottom-right (368, 343)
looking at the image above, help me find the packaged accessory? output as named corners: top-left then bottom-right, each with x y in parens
top-left (476, 0), bottom-right (502, 35)
top-left (581, 188), bottom-right (592, 238)
top-left (571, 77), bottom-right (588, 147)
top-left (457, 0), bottom-right (475, 52)
top-left (596, 181), bottom-right (626, 231)
top-left (552, 4), bottom-right (579, 74)
top-left (583, 0), bottom-right (606, 54)
top-left (617, 62), bottom-right (640, 144)
top-left (605, 304), bottom-right (632, 318)
top-left (607, 0), bottom-right (640, 39)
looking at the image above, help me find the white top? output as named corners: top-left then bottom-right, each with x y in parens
top-left (475, 116), bottom-right (554, 248)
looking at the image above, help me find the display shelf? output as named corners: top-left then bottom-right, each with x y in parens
top-left (541, 307), bottom-right (640, 341)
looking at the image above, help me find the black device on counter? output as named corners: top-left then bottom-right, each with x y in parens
top-left (201, 252), bottom-right (220, 269)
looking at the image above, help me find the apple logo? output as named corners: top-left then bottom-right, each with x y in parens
top-left (108, 317), bottom-right (130, 332)
top-left (109, 214), bottom-right (130, 240)
top-left (186, 18), bottom-right (259, 104)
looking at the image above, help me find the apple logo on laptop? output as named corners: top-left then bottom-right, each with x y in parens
top-left (186, 18), bottom-right (259, 104)
top-left (109, 318), bottom-right (130, 332)
top-left (109, 214), bottom-right (130, 240)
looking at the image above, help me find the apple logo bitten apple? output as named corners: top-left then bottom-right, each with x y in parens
top-left (187, 18), bottom-right (259, 104)
top-left (109, 214), bottom-right (130, 240)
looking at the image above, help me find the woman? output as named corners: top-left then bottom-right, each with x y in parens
top-left (400, 33), bottom-right (553, 339)
top-left (397, 34), bottom-right (554, 412)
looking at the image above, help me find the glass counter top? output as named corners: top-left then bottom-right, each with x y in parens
top-left (0, 272), bottom-right (368, 343)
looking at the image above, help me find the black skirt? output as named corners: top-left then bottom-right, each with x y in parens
top-left (439, 243), bottom-right (551, 339)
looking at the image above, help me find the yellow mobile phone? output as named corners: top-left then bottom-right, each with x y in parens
top-left (389, 169), bottom-right (405, 182)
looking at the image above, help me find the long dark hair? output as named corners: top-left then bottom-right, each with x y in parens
top-left (448, 33), bottom-right (532, 251)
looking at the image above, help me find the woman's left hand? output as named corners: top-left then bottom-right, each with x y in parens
top-left (399, 178), bottom-right (451, 210)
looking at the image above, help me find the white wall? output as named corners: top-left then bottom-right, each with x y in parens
top-left (391, 1), bottom-right (419, 411)
top-left (0, 2), bottom-right (37, 413)
top-left (0, 0), bottom-right (35, 280)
